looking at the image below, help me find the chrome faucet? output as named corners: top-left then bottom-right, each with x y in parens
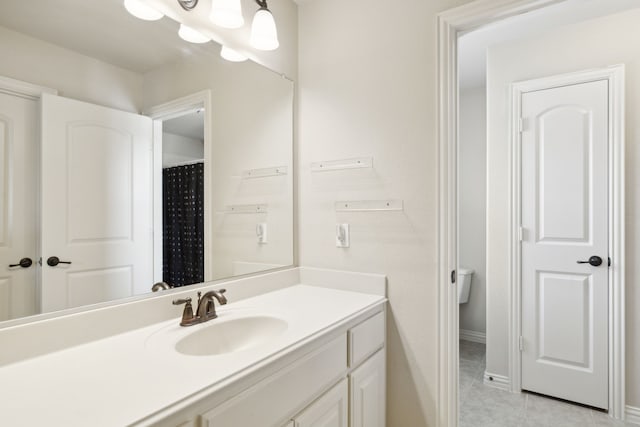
top-left (172, 289), bottom-right (227, 327)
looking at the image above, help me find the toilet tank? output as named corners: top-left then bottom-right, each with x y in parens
top-left (458, 268), bottom-right (474, 304)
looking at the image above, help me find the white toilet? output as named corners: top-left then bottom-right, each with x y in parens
top-left (458, 268), bottom-right (474, 304)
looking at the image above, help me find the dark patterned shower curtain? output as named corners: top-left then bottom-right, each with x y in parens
top-left (163, 162), bottom-right (204, 287)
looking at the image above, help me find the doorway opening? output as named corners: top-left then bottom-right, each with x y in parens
top-left (438, 0), bottom-right (631, 425)
top-left (146, 91), bottom-right (213, 288)
top-left (160, 110), bottom-right (206, 288)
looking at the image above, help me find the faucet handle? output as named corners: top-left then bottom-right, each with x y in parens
top-left (172, 298), bottom-right (196, 326)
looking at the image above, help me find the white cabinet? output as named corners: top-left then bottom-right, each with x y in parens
top-left (348, 311), bottom-right (385, 367)
top-left (350, 349), bottom-right (386, 427)
top-left (201, 334), bottom-right (347, 427)
top-left (294, 379), bottom-right (348, 427)
top-left (196, 309), bottom-right (385, 427)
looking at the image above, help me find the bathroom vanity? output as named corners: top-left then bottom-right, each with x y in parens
top-left (0, 268), bottom-right (386, 427)
top-left (0, 3), bottom-right (383, 426)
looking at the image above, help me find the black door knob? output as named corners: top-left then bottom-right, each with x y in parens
top-left (46, 256), bottom-right (72, 267)
top-left (9, 257), bottom-right (33, 268)
top-left (576, 256), bottom-right (603, 267)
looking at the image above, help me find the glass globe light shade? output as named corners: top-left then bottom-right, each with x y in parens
top-left (178, 24), bottom-right (210, 44)
top-left (250, 8), bottom-right (279, 51)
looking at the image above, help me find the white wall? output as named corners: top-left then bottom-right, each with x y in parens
top-left (298, 0), bottom-right (473, 425)
top-left (486, 9), bottom-right (640, 408)
top-left (0, 25), bottom-right (143, 113)
top-left (459, 87), bottom-right (487, 334)
top-left (144, 55), bottom-right (294, 281)
top-left (162, 132), bottom-right (204, 168)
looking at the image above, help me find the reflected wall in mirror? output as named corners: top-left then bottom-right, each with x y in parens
top-left (0, 0), bottom-right (294, 323)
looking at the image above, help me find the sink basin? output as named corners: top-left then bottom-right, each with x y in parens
top-left (175, 316), bottom-right (288, 356)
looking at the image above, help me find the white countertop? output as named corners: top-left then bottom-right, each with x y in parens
top-left (0, 284), bottom-right (385, 426)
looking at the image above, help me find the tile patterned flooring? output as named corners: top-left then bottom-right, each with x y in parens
top-left (459, 341), bottom-right (637, 427)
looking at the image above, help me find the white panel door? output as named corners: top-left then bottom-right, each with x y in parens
top-left (521, 80), bottom-right (608, 409)
top-left (0, 92), bottom-right (37, 320)
top-left (350, 350), bottom-right (385, 427)
top-left (295, 379), bottom-right (348, 427)
top-left (40, 93), bottom-right (153, 312)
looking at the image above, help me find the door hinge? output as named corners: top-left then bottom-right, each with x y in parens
top-left (518, 117), bottom-right (524, 133)
top-left (518, 226), bottom-right (524, 242)
top-left (451, 270), bottom-right (456, 284)
top-left (519, 336), bottom-right (524, 351)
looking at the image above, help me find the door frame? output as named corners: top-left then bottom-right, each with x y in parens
top-left (436, 1), bottom-right (626, 425)
top-left (511, 66), bottom-right (625, 408)
top-left (0, 75), bottom-right (57, 100)
top-left (144, 90), bottom-right (213, 283)
top-left (0, 75), bottom-right (57, 316)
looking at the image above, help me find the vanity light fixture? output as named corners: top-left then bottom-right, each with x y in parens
top-left (210, 0), bottom-right (244, 29)
top-left (178, 24), bottom-right (210, 43)
top-left (220, 46), bottom-right (248, 62)
top-left (123, 0), bottom-right (164, 21)
top-left (250, 0), bottom-right (279, 51)
top-left (177, 0), bottom-right (199, 11)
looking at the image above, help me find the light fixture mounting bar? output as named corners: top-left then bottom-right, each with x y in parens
top-left (255, 0), bottom-right (268, 9)
top-left (177, 0), bottom-right (199, 11)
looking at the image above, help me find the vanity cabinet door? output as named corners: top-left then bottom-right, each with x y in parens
top-left (294, 378), bottom-right (348, 427)
top-left (201, 334), bottom-right (346, 427)
top-left (349, 350), bottom-right (385, 427)
top-left (348, 311), bottom-right (385, 368)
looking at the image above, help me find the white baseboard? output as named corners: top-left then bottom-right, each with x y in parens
top-left (459, 329), bottom-right (486, 344)
top-left (626, 405), bottom-right (640, 425)
top-left (483, 371), bottom-right (510, 391)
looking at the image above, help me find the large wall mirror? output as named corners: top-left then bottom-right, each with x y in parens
top-left (0, 0), bottom-right (294, 324)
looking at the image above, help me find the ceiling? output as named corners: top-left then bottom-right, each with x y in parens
top-left (163, 109), bottom-right (206, 141)
top-left (0, 0), bottom-right (214, 73)
top-left (458, 0), bottom-right (640, 90)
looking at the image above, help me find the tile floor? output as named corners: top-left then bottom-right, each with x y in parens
top-left (459, 340), bottom-right (636, 427)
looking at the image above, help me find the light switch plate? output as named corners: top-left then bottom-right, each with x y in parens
top-left (336, 223), bottom-right (350, 248)
top-left (257, 223), bottom-right (267, 244)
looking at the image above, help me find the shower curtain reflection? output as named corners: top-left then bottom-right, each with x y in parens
top-left (162, 162), bottom-right (205, 287)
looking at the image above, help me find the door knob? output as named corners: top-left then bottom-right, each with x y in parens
top-left (46, 256), bottom-right (72, 267)
top-left (576, 256), bottom-right (603, 267)
top-left (9, 257), bottom-right (33, 268)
